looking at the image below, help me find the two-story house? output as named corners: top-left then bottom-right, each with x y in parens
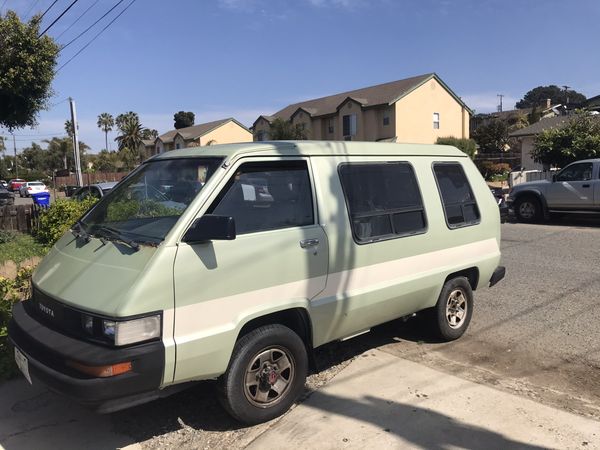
top-left (253, 73), bottom-right (471, 144)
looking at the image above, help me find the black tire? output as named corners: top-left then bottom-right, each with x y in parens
top-left (514, 195), bottom-right (542, 223)
top-left (218, 324), bottom-right (308, 425)
top-left (432, 277), bottom-right (473, 341)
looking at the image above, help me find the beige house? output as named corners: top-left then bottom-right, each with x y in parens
top-left (154, 118), bottom-right (252, 154)
top-left (253, 73), bottom-right (471, 144)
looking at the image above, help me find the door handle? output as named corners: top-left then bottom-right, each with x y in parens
top-left (300, 239), bottom-right (319, 248)
top-left (582, 184), bottom-right (590, 188)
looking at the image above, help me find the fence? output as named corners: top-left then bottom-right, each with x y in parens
top-left (54, 171), bottom-right (128, 188)
top-left (508, 169), bottom-right (556, 188)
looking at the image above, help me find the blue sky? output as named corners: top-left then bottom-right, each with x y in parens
top-left (2, 0), bottom-right (600, 152)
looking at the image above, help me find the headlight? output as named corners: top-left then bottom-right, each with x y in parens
top-left (79, 312), bottom-right (161, 346)
top-left (101, 315), bottom-right (161, 346)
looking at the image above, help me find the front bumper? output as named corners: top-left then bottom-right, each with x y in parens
top-left (8, 300), bottom-right (165, 413)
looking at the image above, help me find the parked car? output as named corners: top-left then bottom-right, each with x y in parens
top-left (0, 180), bottom-right (7, 188)
top-left (0, 186), bottom-right (15, 206)
top-left (507, 158), bottom-right (600, 222)
top-left (19, 181), bottom-right (49, 198)
top-left (71, 182), bottom-right (118, 201)
top-left (7, 178), bottom-right (26, 192)
top-left (490, 187), bottom-right (508, 223)
top-left (9, 141), bottom-right (504, 424)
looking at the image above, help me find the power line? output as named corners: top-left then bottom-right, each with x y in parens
top-left (24, 0), bottom-right (42, 20)
top-left (1, 0), bottom-right (9, 14)
top-left (35, 0), bottom-right (60, 23)
top-left (57, 0), bottom-right (137, 72)
top-left (55, 0), bottom-right (100, 40)
top-left (39, 0), bottom-right (80, 37)
top-left (60, 0), bottom-right (125, 50)
top-left (1, 132), bottom-right (66, 138)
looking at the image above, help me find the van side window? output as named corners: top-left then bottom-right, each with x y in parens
top-left (338, 163), bottom-right (427, 243)
top-left (433, 163), bottom-right (480, 228)
top-left (209, 161), bottom-right (314, 235)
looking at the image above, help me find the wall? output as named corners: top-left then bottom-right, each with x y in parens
top-left (200, 121), bottom-right (253, 146)
top-left (395, 78), bottom-right (469, 144)
top-left (519, 136), bottom-right (544, 171)
top-left (253, 118), bottom-right (271, 141)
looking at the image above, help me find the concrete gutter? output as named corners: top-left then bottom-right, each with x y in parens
top-left (248, 349), bottom-right (599, 449)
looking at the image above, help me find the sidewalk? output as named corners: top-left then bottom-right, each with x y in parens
top-left (248, 349), bottom-right (599, 449)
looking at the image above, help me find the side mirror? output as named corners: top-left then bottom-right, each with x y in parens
top-left (182, 215), bottom-right (236, 243)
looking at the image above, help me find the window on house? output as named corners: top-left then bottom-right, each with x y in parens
top-left (343, 114), bottom-right (357, 137)
top-left (328, 119), bottom-right (334, 134)
top-left (256, 130), bottom-right (265, 141)
top-left (209, 161), bottom-right (314, 235)
top-left (433, 163), bottom-right (480, 228)
top-left (176, 143), bottom-right (181, 149)
top-left (338, 163), bottom-right (427, 243)
top-left (383, 110), bottom-right (390, 126)
top-left (433, 112), bottom-right (440, 129)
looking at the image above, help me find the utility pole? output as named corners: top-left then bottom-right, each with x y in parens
top-left (69, 97), bottom-right (84, 186)
top-left (12, 133), bottom-right (18, 178)
top-left (497, 94), bottom-right (504, 113)
top-left (562, 85), bottom-right (571, 105)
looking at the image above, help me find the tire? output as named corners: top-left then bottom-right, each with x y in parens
top-left (514, 195), bottom-right (542, 223)
top-left (218, 324), bottom-right (308, 425)
top-left (432, 277), bottom-right (473, 341)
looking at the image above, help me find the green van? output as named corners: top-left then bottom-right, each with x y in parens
top-left (9, 141), bottom-right (504, 424)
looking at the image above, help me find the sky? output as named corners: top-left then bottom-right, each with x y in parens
top-left (2, 0), bottom-right (600, 152)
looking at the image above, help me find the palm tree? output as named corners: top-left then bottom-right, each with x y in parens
top-left (115, 115), bottom-right (147, 166)
top-left (97, 113), bottom-right (115, 151)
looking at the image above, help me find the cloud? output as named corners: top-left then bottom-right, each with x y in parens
top-left (461, 93), bottom-right (519, 114)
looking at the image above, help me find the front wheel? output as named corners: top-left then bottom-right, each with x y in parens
top-left (218, 324), bottom-right (308, 424)
top-left (431, 277), bottom-right (474, 341)
top-left (514, 195), bottom-right (542, 223)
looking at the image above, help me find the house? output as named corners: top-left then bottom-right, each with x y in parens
top-left (509, 116), bottom-right (571, 171)
top-left (253, 73), bottom-right (471, 144)
top-left (154, 118), bottom-right (252, 154)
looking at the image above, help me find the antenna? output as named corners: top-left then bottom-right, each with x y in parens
top-left (497, 94), bottom-right (504, 112)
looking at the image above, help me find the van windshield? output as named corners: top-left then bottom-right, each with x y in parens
top-left (81, 157), bottom-right (223, 244)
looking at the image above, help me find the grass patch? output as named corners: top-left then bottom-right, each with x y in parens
top-left (0, 232), bottom-right (48, 265)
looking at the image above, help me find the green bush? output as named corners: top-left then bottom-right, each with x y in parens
top-left (436, 136), bottom-right (477, 159)
top-left (0, 230), bottom-right (16, 244)
top-left (0, 267), bottom-right (33, 380)
top-left (476, 161), bottom-right (511, 181)
top-left (35, 198), bottom-right (97, 247)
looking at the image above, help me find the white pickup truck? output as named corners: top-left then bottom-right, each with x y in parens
top-left (507, 159), bottom-right (600, 222)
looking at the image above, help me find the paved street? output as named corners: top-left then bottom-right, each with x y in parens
top-left (1, 219), bottom-right (600, 449)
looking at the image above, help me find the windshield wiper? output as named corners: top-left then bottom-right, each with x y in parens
top-left (72, 220), bottom-right (91, 242)
top-left (93, 226), bottom-right (140, 251)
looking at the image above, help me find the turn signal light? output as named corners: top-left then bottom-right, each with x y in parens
top-left (67, 360), bottom-right (132, 377)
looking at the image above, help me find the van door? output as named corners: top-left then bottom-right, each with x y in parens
top-left (171, 158), bottom-right (328, 382)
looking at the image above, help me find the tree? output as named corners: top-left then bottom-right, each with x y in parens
top-left (268, 118), bottom-right (308, 140)
top-left (92, 149), bottom-right (120, 172)
top-left (516, 85), bottom-right (587, 109)
top-left (436, 137), bottom-right (477, 159)
top-left (115, 111), bottom-right (139, 131)
top-left (64, 120), bottom-right (74, 138)
top-left (97, 113), bottom-right (115, 151)
top-left (141, 128), bottom-right (158, 140)
top-left (115, 115), bottom-right (147, 166)
top-left (0, 11), bottom-right (60, 130)
top-left (472, 120), bottom-right (510, 153)
top-left (531, 113), bottom-right (600, 167)
top-left (174, 111), bottom-right (195, 129)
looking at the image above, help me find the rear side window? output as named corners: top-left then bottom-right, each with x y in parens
top-left (433, 163), bottom-right (480, 228)
top-left (339, 162), bottom-right (427, 243)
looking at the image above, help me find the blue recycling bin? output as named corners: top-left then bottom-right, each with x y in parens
top-left (31, 192), bottom-right (51, 207)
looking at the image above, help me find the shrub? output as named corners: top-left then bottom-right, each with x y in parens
top-left (476, 161), bottom-right (511, 181)
top-left (35, 198), bottom-right (97, 247)
top-left (0, 230), bottom-right (16, 244)
top-left (436, 137), bottom-right (477, 159)
top-left (0, 267), bottom-right (33, 380)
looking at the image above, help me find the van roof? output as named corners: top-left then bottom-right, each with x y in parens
top-left (152, 141), bottom-right (467, 161)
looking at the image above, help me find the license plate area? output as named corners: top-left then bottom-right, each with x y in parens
top-left (14, 347), bottom-right (32, 385)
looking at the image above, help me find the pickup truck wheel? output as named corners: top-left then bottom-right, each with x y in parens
top-left (432, 277), bottom-right (473, 341)
top-left (514, 195), bottom-right (542, 223)
top-left (218, 324), bottom-right (308, 425)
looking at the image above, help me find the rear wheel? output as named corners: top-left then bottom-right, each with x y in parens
top-left (218, 324), bottom-right (308, 424)
top-left (514, 195), bottom-right (542, 223)
top-left (431, 277), bottom-right (473, 341)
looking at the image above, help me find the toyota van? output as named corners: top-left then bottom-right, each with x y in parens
top-left (9, 141), bottom-right (504, 424)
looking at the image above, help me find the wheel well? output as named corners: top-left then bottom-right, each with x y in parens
top-left (445, 267), bottom-right (479, 291)
top-left (514, 191), bottom-right (547, 210)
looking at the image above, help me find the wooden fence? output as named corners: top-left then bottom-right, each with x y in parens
top-left (0, 204), bottom-right (46, 232)
top-left (55, 171), bottom-right (128, 187)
